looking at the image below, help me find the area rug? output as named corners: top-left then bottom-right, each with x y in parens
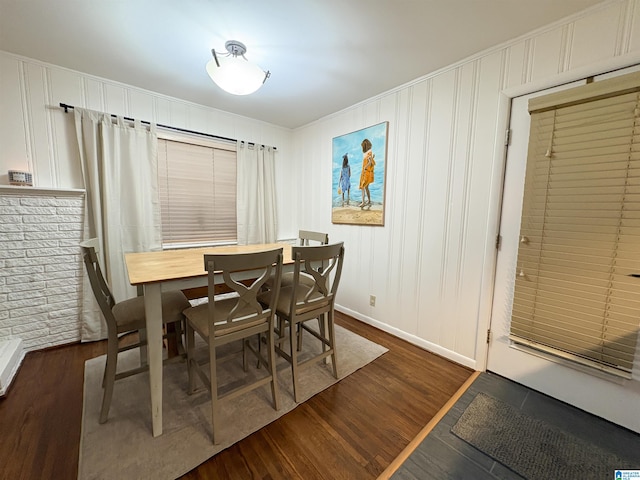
top-left (451, 392), bottom-right (635, 479)
top-left (78, 324), bottom-right (387, 480)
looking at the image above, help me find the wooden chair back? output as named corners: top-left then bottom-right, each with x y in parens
top-left (204, 248), bottom-right (283, 338)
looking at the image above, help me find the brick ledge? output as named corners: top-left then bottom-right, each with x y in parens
top-left (0, 185), bottom-right (84, 196)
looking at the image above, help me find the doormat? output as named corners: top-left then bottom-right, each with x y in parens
top-left (451, 392), bottom-right (636, 479)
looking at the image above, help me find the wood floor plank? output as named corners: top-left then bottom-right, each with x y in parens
top-left (0, 312), bottom-right (473, 480)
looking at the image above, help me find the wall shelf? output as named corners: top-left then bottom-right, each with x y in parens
top-left (0, 185), bottom-right (84, 196)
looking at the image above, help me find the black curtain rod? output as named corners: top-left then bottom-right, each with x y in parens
top-left (59, 103), bottom-right (276, 150)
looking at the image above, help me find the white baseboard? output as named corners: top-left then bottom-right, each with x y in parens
top-left (0, 339), bottom-right (25, 396)
top-left (336, 304), bottom-right (477, 370)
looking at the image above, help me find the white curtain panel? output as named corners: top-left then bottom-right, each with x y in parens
top-left (236, 142), bottom-right (277, 245)
top-left (74, 108), bottom-right (161, 341)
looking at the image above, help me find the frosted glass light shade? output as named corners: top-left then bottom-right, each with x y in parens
top-left (206, 56), bottom-right (266, 96)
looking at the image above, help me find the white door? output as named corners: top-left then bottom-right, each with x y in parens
top-left (486, 77), bottom-right (640, 433)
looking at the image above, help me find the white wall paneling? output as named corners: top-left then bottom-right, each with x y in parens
top-left (294, 0), bottom-right (640, 428)
top-left (2, 0), bottom-right (640, 431)
top-left (0, 51), bottom-right (296, 351)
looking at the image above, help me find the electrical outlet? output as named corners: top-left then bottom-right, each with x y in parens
top-left (369, 295), bottom-right (376, 306)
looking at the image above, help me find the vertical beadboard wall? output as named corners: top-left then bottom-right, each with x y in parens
top-left (0, 50), bottom-right (296, 238)
top-left (0, 187), bottom-right (84, 349)
top-left (292, 0), bottom-right (640, 369)
top-left (0, 50), bottom-right (296, 352)
top-left (1, 0), bottom-right (640, 372)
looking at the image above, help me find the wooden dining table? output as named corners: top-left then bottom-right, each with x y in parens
top-left (124, 242), bottom-right (293, 437)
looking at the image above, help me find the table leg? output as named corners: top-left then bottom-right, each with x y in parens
top-left (143, 283), bottom-right (163, 437)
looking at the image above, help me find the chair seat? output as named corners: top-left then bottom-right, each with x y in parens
top-left (278, 271), bottom-right (315, 288)
top-left (112, 290), bottom-right (191, 333)
top-left (259, 285), bottom-right (327, 317)
top-left (184, 297), bottom-right (269, 339)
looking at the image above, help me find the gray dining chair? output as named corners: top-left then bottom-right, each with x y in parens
top-left (80, 238), bottom-right (190, 423)
top-left (259, 242), bottom-right (344, 402)
top-left (265, 230), bottom-right (329, 349)
top-left (182, 248), bottom-right (283, 444)
top-left (286, 230), bottom-right (328, 285)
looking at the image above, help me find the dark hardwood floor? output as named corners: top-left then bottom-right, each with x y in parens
top-left (0, 312), bottom-right (473, 480)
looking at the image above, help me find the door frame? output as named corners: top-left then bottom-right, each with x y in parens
top-left (475, 54), bottom-right (640, 373)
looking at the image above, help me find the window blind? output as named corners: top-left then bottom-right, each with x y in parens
top-left (510, 72), bottom-right (640, 377)
top-left (157, 138), bottom-right (237, 247)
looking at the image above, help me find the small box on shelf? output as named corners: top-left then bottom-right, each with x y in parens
top-left (8, 170), bottom-right (33, 186)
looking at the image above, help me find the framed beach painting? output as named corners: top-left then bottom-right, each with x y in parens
top-left (332, 121), bottom-right (388, 226)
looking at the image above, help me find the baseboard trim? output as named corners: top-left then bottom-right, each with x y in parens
top-left (336, 305), bottom-right (477, 369)
top-left (377, 370), bottom-right (481, 480)
top-left (0, 338), bottom-right (25, 397)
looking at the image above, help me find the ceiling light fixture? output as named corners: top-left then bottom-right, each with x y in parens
top-left (206, 40), bottom-right (270, 96)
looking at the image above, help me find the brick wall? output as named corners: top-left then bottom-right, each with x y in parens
top-left (0, 187), bottom-right (84, 351)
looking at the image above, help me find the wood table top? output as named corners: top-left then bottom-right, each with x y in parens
top-left (124, 242), bottom-right (293, 285)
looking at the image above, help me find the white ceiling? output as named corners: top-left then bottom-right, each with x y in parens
top-left (0, 0), bottom-right (605, 129)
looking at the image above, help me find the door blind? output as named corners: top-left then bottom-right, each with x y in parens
top-left (510, 73), bottom-right (640, 377)
top-left (157, 138), bottom-right (237, 247)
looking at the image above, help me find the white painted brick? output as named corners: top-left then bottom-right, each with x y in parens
top-left (3, 239), bottom-right (59, 250)
top-left (57, 215), bottom-right (84, 224)
top-left (46, 271), bottom-right (82, 283)
top-left (0, 232), bottom-right (25, 242)
top-left (46, 277), bottom-right (82, 289)
top-left (44, 260), bottom-right (82, 272)
top-left (0, 327), bottom-right (10, 338)
top-left (1, 191), bottom-right (85, 351)
top-left (49, 198), bottom-right (83, 207)
top-left (26, 246), bottom-right (79, 257)
top-left (0, 197), bottom-right (20, 206)
top-left (19, 328), bottom-right (51, 344)
top-left (2, 206), bottom-right (57, 215)
top-left (42, 285), bottom-right (78, 296)
top-left (0, 224), bottom-right (24, 233)
top-left (0, 272), bottom-right (48, 286)
top-left (2, 266), bottom-right (45, 277)
top-left (58, 224), bottom-right (83, 232)
top-left (22, 214), bottom-right (82, 224)
top-left (19, 197), bottom-right (58, 206)
top-left (8, 304), bottom-right (49, 318)
top-left (58, 239), bottom-right (83, 248)
top-left (49, 321), bottom-right (81, 336)
top-left (6, 255), bottom-right (80, 268)
top-left (48, 306), bottom-right (80, 318)
top-left (23, 197), bottom-right (47, 204)
top-left (7, 289), bottom-right (48, 301)
top-left (0, 249), bottom-right (25, 260)
top-left (0, 279), bottom-right (47, 300)
top-left (24, 231), bottom-right (78, 241)
top-left (20, 224), bottom-right (59, 233)
top-left (12, 321), bottom-right (49, 335)
top-left (0, 215), bottom-right (22, 224)
top-left (56, 207), bottom-right (83, 215)
top-left (19, 216), bottom-right (58, 225)
top-left (47, 294), bottom-right (81, 305)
